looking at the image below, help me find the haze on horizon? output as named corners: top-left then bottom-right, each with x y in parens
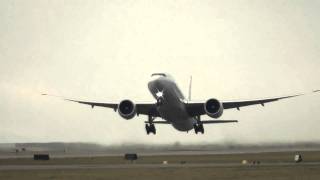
top-left (1, 0), bottom-right (320, 145)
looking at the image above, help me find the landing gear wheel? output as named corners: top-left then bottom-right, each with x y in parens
top-left (146, 115), bottom-right (156, 135)
top-left (145, 124), bottom-right (156, 135)
top-left (194, 124), bottom-right (204, 134)
top-left (150, 124), bottom-right (156, 134)
top-left (194, 124), bottom-right (199, 134)
top-left (199, 124), bottom-right (204, 134)
top-left (145, 124), bottom-right (150, 135)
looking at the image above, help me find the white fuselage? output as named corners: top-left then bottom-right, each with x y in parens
top-left (148, 76), bottom-right (196, 131)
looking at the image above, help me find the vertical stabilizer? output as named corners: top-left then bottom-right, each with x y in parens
top-left (188, 76), bottom-right (192, 101)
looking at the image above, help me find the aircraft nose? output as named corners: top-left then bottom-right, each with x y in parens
top-left (148, 79), bottom-right (163, 93)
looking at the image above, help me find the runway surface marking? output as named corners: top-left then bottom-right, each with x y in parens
top-left (1, 162), bottom-right (320, 170)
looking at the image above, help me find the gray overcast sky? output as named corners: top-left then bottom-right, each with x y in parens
top-left (1, 0), bottom-right (320, 145)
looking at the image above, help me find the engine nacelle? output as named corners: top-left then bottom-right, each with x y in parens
top-left (118, 100), bottom-right (136, 120)
top-left (204, 98), bottom-right (223, 118)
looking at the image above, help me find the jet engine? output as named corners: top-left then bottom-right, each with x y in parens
top-left (204, 98), bottom-right (223, 118)
top-left (118, 100), bottom-right (136, 120)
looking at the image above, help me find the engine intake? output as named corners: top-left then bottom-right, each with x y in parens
top-left (204, 98), bottom-right (223, 118)
top-left (118, 100), bottom-right (136, 120)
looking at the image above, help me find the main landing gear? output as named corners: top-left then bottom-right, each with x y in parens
top-left (194, 116), bottom-right (204, 134)
top-left (145, 124), bottom-right (156, 135)
top-left (146, 115), bottom-right (156, 135)
top-left (194, 123), bottom-right (204, 134)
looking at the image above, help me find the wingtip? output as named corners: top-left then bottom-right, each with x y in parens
top-left (313, 90), bottom-right (320, 93)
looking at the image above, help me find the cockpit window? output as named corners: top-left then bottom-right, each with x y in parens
top-left (151, 73), bottom-right (167, 77)
top-left (150, 73), bottom-right (175, 81)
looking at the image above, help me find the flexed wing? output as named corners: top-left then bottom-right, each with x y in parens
top-left (42, 94), bottom-right (160, 117)
top-left (222, 94), bottom-right (303, 110)
top-left (186, 92), bottom-right (313, 117)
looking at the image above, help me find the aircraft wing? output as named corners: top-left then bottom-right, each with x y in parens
top-left (66, 99), bottom-right (118, 110)
top-left (143, 120), bottom-right (238, 124)
top-left (201, 120), bottom-right (238, 124)
top-left (186, 93), bottom-right (307, 117)
top-left (222, 94), bottom-right (302, 110)
top-left (42, 94), bottom-right (160, 117)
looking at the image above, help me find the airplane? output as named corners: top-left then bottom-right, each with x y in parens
top-left (42, 73), bottom-right (317, 135)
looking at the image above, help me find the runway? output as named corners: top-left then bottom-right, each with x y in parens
top-left (1, 151), bottom-right (320, 180)
top-left (1, 162), bottom-right (320, 171)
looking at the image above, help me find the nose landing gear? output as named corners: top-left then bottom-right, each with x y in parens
top-left (156, 97), bottom-right (164, 107)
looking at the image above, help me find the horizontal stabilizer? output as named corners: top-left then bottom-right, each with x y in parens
top-left (144, 121), bottom-right (171, 124)
top-left (201, 120), bottom-right (238, 124)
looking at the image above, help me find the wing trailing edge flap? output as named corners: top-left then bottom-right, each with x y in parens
top-left (143, 120), bottom-right (238, 124)
top-left (201, 120), bottom-right (238, 124)
top-left (144, 121), bottom-right (171, 124)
